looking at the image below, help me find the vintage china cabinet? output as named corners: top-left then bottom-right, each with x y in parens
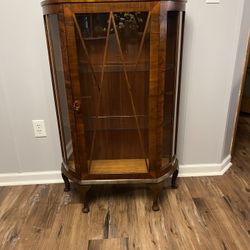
top-left (41, 0), bottom-right (186, 212)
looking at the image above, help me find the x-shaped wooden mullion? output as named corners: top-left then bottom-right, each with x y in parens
top-left (88, 13), bottom-right (112, 169)
top-left (133, 12), bottom-right (151, 76)
top-left (73, 14), bottom-right (100, 91)
top-left (110, 12), bottom-right (149, 170)
top-left (74, 11), bottom-right (150, 170)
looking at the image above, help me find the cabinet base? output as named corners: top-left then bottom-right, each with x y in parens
top-left (61, 159), bottom-right (179, 212)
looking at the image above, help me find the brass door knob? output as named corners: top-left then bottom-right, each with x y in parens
top-left (73, 100), bottom-right (81, 111)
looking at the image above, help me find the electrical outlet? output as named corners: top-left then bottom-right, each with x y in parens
top-left (206, 0), bottom-right (220, 3)
top-left (32, 120), bottom-right (47, 137)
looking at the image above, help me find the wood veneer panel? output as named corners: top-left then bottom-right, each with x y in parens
top-left (64, 7), bottom-right (89, 177)
top-left (89, 159), bottom-right (148, 174)
top-left (157, 3), bottom-right (167, 174)
top-left (148, 3), bottom-right (160, 173)
top-left (42, 5), bottom-right (62, 15)
top-left (66, 2), bottom-right (157, 13)
top-left (241, 97), bottom-right (250, 113)
top-left (58, 13), bottom-right (79, 173)
top-left (42, 0), bottom-right (187, 5)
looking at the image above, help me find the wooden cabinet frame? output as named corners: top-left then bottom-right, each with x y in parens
top-left (42, 0), bottom-right (186, 212)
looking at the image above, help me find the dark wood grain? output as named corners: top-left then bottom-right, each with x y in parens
top-left (42, 1), bottom-right (186, 212)
top-left (88, 238), bottom-right (129, 250)
top-left (231, 35), bottom-right (250, 155)
top-left (58, 12), bottom-right (80, 173)
top-left (42, 0), bottom-right (187, 6)
top-left (148, 3), bottom-right (160, 174)
top-left (64, 6), bottom-right (89, 177)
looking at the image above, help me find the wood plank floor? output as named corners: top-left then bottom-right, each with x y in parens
top-left (0, 115), bottom-right (249, 250)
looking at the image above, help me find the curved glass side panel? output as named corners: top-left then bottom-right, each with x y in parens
top-left (162, 11), bottom-right (183, 169)
top-left (46, 14), bottom-right (76, 172)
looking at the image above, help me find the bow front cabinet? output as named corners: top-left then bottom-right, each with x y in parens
top-left (41, 0), bottom-right (186, 212)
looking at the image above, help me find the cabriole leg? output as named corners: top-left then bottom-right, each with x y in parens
top-left (62, 173), bottom-right (70, 192)
top-left (76, 185), bottom-right (91, 213)
top-left (171, 159), bottom-right (179, 189)
top-left (149, 183), bottom-right (164, 212)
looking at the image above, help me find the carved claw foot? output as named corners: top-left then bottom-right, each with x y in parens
top-left (149, 183), bottom-right (164, 212)
top-left (81, 190), bottom-right (90, 213)
top-left (76, 185), bottom-right (91, 213)
top-left (82, 204), bottom-right (90, 213)
top-left (171, 159), bottom-right (179, 189)
top-left (62, 173), bottom-right (70, 192)
top-left (152, 200), bottom-right (160, 211)
top-left (171, 169), bottom-right (179, 189)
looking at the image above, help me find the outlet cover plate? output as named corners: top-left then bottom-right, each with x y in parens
top-left (32, 120), bottom-right (47, 138)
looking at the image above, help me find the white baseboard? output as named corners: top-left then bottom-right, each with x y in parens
top-left (0, 171), bottom-right (62, 187)
top-left (179, 154), bottom-right (232, 177)
top-left (0, 155), bottom-right (232, 186)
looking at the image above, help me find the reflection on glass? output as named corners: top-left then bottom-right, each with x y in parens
top-left (162, 11), bottom-right (180, 168)
top-left (48, 15), bottom-right (75, 171)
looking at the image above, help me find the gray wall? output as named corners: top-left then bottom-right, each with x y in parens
top-left (222, 0), bottom-right (250, 159)
top-left (177, 0), bottom-right (246, 164)
top-left (0, 0), bottom-right (62, 173)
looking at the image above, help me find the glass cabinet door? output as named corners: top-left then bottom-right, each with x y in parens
top-left (63, 3), bottom-right (184, 177)
top-left (76, 12), bottom-right (150, 174)
top-left (65, 6), bottom-right (153, 176)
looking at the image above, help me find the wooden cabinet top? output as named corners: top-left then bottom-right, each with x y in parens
top-left (41, 0), bottom-right (187, 6)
